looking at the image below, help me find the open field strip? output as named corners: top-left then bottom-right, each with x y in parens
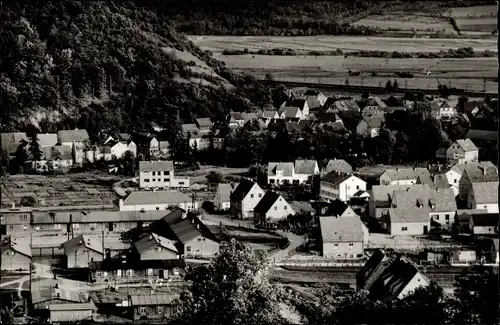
top-left (215, 54), bottom-right (498, 93)
top-left (189, 35), bottom-right (497, 54)
top-left (445, 5), bottom-right (497, 35)
top-left (446, 5), bottom-right (497, 18)
top-left (352, 14), bottom-right (456, 33)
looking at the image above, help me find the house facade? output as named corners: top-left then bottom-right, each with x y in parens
top-left (62, 234), bottom-right (104, 268)
top-left (469, 214), bottom-right (499, 235)
top-left (57, 129), bottom-right (89, 165)
top-left (230, 179), bottom-right (265, 220)
top-left (119, 191), bottom-right (198, 212)
top-left (130, 294), bottom-right (179, 320)
top-left (214, 183), bottom-right (235, 211)
top-left (139, 161), bottom-right (190, 189)
top-left (446, 139), bottom-right (479, 165)
top-left (319, 216), bottom-right (368, 259)
top-left (0, 236), bottom-right (32, 271)
top-left (356, 116), bottom-right (385, 138)
top-left (254, 191), bottom-right (295, 228)
top-left (320, 172), bottom-right (367, 202)
top-left (467, 181), bottom-right (499, 213)
top-left (379, 168), bottom-right (431, 186)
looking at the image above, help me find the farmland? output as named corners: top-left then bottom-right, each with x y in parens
top-left (446, 5), bottom-right (498, 35)
top-left (352, 15), bottom-right (457, 35)
top-left (211, 53), bottom-right (498, 93)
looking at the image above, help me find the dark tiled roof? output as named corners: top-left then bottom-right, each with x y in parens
top-left (130, 294), bottom-right (179, 306)
top-left (324, 199), bottom-right (349, 216)
top-left (62, 234), bottom-right (104, 255)
top-left (254, 191), bottom-right (281, 214)
top-left (321, 171), bottom-right (354, 185)
top-left (231, 178), bottom-right (257, 201)
top-left (471, 213), bottom-right (500, 227)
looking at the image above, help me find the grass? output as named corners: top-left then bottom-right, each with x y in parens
top-left (352, 14), bottom-right (457, 34)
top-left (215, 54), bottom-right (498, 93)
top-left (445, 5), bottom-right (498, 35)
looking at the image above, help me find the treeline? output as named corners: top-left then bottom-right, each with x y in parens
top-left (222, 47), bottom-right (497, 59)
top-left (0, 2), bottom-right (271, 137)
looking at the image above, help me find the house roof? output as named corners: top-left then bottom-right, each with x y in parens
top-left (0, 236), bottom-right (32, 257)
top-left (130, 294), bottom-right (179, 306)
top-left (322, 171), bottom-right (359, 186)
top-left (139, 160), bottom-right (174, 172)
top-left (49, 302), bottom-right (97, 311)
top-left (31, 210), bottom-right (173, 224)
top-left (37, 133), bottom-right (58, 147)
top-left (285, 120), bottom-right (315, 133)
top-left (216, 183), bottom-right (233, 203)
top-left (357, 249), bottom-right (392, 291)
top-left (433, 174), bottom-right (450, 189)
top-left (158, 141), bottom-right (169, 150)
top-left (254, 191), bottom-right (283, 214)
top-left (472, 182), bottom-right (499, 204)
top-left (431, 188), bottom-right (457, 212)
top-left (362, 106), bottom-right (386, 117)
top-left (282, 106), bottom-right (302, 118)
top-left (324, 159), bottom-right (353, 174)
top-left (181, 124), bottom-right (199, 134)
top-left (362, 116), bottom-right (385, 129)
top-left (285, 98), bottom-right (307, 110)
top-left (268, 162), bottom-right (295, 177)
top-left (169, 218), bottom-right (204, 243)
top-left (383, 168), bottom-right (431, 182)
top-left (294, 160), bottom-right (318, 175)
top-left (455, 209), bottom-right (488, 223)
top-left (334, 99), bottom-right (360, 111)
top-left (133, 233), bottom-right (179, 254)
top-left (230, 178), bottom-right (258, 201)
top-left (31, 278), bottom-right (87, 305)
top-left (90, 258), bottom-right (185, 271)
top-left (62, 234), bottom-right (104, 255)
top-left (464, 167), bottom-right (499, 183)
top-left (449, 161), bottom-right (497, 176)
top-left (371, 185), bottom-right (427, 206)
top-left (123, 190), bottom-right (191, 206)
top-left (289, 201), bottom-right (316, 214)
top-left (196, 118), bottom-right (213, 128)
top-left (1, 132), bottom-right (28, 153)
top-left (471, 213), bottom-right (500, 227)
top-left (241, 112), bottom-right (258, 123)
top-left (57, 129), bottom-right (89, 143)
top-left (389, 186), bottom-right (431, 223)
top-left (319, 216), bottom-right (364, 243)
top-left (324, 199), bottom-right (350, 216)
top-left (456, 139), bottom-right (478, 152)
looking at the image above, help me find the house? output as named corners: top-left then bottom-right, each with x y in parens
top-left (254, 191), bottom-right (295, 228)
top-left (329, 99), bottom-right (360, 113)
top-left (90, 259), bottom-right (186, 283)
top-left (379, 168), bottom-right (432, 186)
top-left (454, 209), bottom-right (488, 233)
top-left (139, 160), bottom-right (190, 189)
top-left (459, 164), bottom-right (499, 201)
top-left (0, 236), bottom-right (32, 271)
top-left (257, 110), bottom-right (280, 125)
top-left (446, 139), bottom-right (479, 164)
top-left (357, 250), bottom-right (430, 300)
top-left (369, 184), bottom-right (427, 219)
top-left (278, 106), bottom-right (304, 122)
top-left (57, 129), bottom-right (89, 164)
top-left (214, 183), bottom-right (236, 211)
top-left (322, 159), bottom-right (353, 175)
top-left (289, 201), bottom-right (316, 216)
top-left (37, 133), bottom-right (58, 148)
top-left (356, 116), bottom-right (385, 138)
top-left (104, 133), bottom-right (137, 157)
top-left (359, 96), bottom-right (388, 111)
top-left (301, 90), bottom-right (328, 110)
top-left (230, 178), bottom-right (265, 220)
top-left (267, 162), bottom-right (295, 185)
top-left (34, 145), bottom-right (73, 172)
top-left (133, 233), bottom-right (179, 261)
top-left (320, 172), bottom-right (367, 202)
top-left (431, 99), bottom-right (457, 118)
top-left (469, 213), bottom-right (499, 235)
top-left (31, 278), bottom-right (89, 312)
top-left (321, 199), bottom-right (358, 218)
top-left (294, 160), bottom-right (320, 182)
top-left (281, 98), bottom-right (310, 116)
top-left (362, 106), bottom-right (386, 118)
top-left (1, 132), bottom-right (28, 156)
top-left (61, 234), bottom-right (104, 268)
top-left (119, 190), bottom-right (197, 212)
top-left (468, 181), bottom-right (499, 213)
top-left (319, 216), bottom-right (368, 259)
top-left (445, 161), bottom-right (497, 196)
top-left (195, 118), bottom-right (213, 133)
top-left (85, 145), bottom-right (112, 163)
top-left (130, 294), bottom-right (179, 320)
top-left (428, 188), bottom-right (458, 229)
top-left (49, 302), bottom-right (97, 323)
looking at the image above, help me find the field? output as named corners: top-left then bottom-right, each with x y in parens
top-left (190, 35), bottom-right (498, 54)
top-left (352, 15), bottom-right (457, 34)
top-left (1, 173), bottom-right (121, 208)
top-left (213, 53), bottom-right (498, 93)
top-left (446, 5), bottom-right (498, 35)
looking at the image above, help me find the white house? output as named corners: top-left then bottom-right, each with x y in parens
top-left (104, 133), bottom-right (137, 158)
top-left (57, 129), bottom-right (89, 165)
top-left (139, 161), bottom-right (189, 189)
top-left (446, 139), bottom-right (479, 165)
top-left (356, 116), bottom-right (385, 138)
top-left (214, 183), bottom-right (236, 211)
top-left (230, 178), bottom-right (265, 220)
top-left (119, 190), bottom-right (197, 212)
top-left (320, 172), bottom-right (367, 203)
top-left (267, 160), bottom-right (319, 186)
top-left (469, 214), bottom-right (499, 235)
top-left (379, 168), bottom-right (432, 186)
top-left (319, 215), bottom-right (368, 259)
top-left (467, 181), bottom-right (499, 213)
top-left (445, 161), bottom-right (497, 197)
top-left (254, 191), bottom-right (295, 228)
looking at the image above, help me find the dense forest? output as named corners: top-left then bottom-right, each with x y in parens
top-left (0, 1), bottom-right (272, 137)
top-left (155, 0), bottom-right (494, 36)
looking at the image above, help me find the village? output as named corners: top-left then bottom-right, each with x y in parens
top-left (1, 87), bottom-right (498, 323)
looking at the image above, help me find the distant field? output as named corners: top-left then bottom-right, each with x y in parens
top-left (352, 14), bottom-right (456, 34)
top-left (446, 5), bottom-right (497, 18)
top-left (215, 54), bottom-right (498, 93)
top-left (190, 35), bottom-right (497, 54)
top-left (446, 5), bottom-right (497, 35)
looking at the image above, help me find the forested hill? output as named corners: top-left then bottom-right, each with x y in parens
top-left (0, 2), bottom-right (271, 136)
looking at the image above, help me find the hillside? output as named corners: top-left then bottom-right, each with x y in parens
top-left (0, 2), bottom-right (271, 137)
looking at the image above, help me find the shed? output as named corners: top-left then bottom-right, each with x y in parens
top-left (130, 294), bottom-right (179, 320)
top-left (49, 302), bottom-right (97, 323)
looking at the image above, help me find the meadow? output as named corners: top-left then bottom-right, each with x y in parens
top-left (352, 14), bottom-right (457, 34)
top-left (445, 5), bottom-right (498, 35)
top-left (214, 54), bottom-right (498, 93)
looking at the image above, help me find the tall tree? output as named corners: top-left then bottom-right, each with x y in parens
top-left (28, 133), bottom-right (43, 172)
top-left (174, 239), bottom-right (289, 325)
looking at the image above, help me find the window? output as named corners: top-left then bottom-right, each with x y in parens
top-left (347, 186), bottom-right (350, 190)
top-left (356, 185), bottom-right (360, 190)
top-left (250, 194), bottom-right (254, 198)
top-left (96, 271), bottom-right (102, 277)
top-left (152, 171), bottom-right (156, 176)
top-left (349, 243), bottom-right (354, 246)
top-left (147, 268), bottom-right (153, 276)
top-left (144, 179), bottom-right (150, 182)
top-left (54, 224), bottom-right (61, 230)
top-left (270, 179), bottom-right (275, 184)
top-left (179, 182), bottom-right (185, 185)
top-left (23, 225), bottom-right (28, 230)
top-left (164, 178), bottom-right (170, 182)
top-left (9, 225), bottom-right (13, 231)
top-left (284, 206), bottom-right (287, 210)
top-left (483, 205), bottom-right (488, 209)
top-left (435, 215), bottom-right (440, 220)
top-left (445, 214), bottom-right (450, 220)
top-left (72, 223), bottom-right (80, 229)
top-left (454, 179), bottom-right (457, 184)
top-left (333, 244), bottom-right (338, 250)
top-left (401, 227), bottom-right (408, 231)
top-left (173, 267), bottom-right (180, 275)
top-left (152, 178), bottom-right (156, 182)
top-left (21, 215), bottom-right (28, 221)
top-left (117, 269), bottom-right (122, 277)
top-left (186, 246), bottom-right (192, 252)
top-left (274, 206), bottom-right (278, 211)
top-left (140, 307), bottom-right (146, 315)
top-left (126, 269), bottom-right (134, 277)
top-left (258, 194), bottom-right (262, 198)
top-left (156, 207), bottom-right (160, 211)
top-left (157, 306), bottom-right (163, 314)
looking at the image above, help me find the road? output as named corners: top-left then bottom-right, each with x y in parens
top-left (269, 232), bottom-right (306, 264)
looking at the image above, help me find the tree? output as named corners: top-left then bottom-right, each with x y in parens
top-left (385, 80), bottom-right (393, 92)
top-left (121, 151), bottom-right (136, 176)
top-left (174, 239), bottom-right (289, 325)
top-left (206, 170), bottom-right (224, 186)
top-left (20, 196), bottom-right (37, 207)
top-left (120, 227), bottom-right (143, 244)
top-left (13, 143), bottom-right (29, 174)
top-left (392, 79), bottom-right (399, 90)
top-left (1, 150), bottom-right (9, 176)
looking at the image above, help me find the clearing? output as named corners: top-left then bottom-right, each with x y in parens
top-left (190, 35), bottom-right (497, 54)
top-left (215, 54), bottom-right (498, 93)
top-left (352, 15), bottom-right (456, 34)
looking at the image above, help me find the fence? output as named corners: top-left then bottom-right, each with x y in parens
top-left (276, 261), bottom-right (365, 267)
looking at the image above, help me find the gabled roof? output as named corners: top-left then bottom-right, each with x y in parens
top-left (254, 191), bottom-right (283, 214)
top-left (289, 201), bottom-right (316, 214)
top-left (383, 168), bottom-right (431, 182)
top-left (57, 129), bottom-right (89, 143)
top-left (196, 118), bottom-right (213, 128)
top-left (123, 191), bottom-right (191, 206)
top-left (259, 110), bottom-right (280, 119)
top-left (284, 98), bottom-right (307, 110)
top-left (324, 199), bottom-right (350, 216)
top-left (334, 99), bottom-right (360, 112)
top-left (139, 160), bottom-right (174, 172)
top-left (319, 216), bottom-right (364, 242)
top-left (449, 161), bottom-right (497, 176)
top-left (322, 171), bottom-right (360, 186)
top-left (471, 213), bottom-right (500, 227)
top-left (268, 162), bottom-right (295, 177)
top-left (434, 174), bottom-right (451, 189)
top-left (357, 249), bottom-right (392, 291)
top-left (130, 294), bottom-right (179, 306)
top-left (294, 160), bottom-right (318, 175)
top-left (62, 234), bottom-right (103, 255)
top-left (133, 233), bottom-right (178, 254)
top-left (472, 182), bottom-right (499, 204)
top-left (37, 133), bottom-right (58, 147)
top-left (282, 106), bottom-right (303, 119)
top-left (324, 159), bottom-right (353, 174)
top-left (388, 185), bottom-right (432, 223)
top-left (230, 178), bottom-right (259, 201)
top-left (216, 183), bottom-right (233, 203)
top-left (181, 124), bottom-right (199, 134)
top-left (0, 236), bottom-right (32, 257)
top-left (464, 167), bottom-right (499, 183)
top-left (49, 302), bottom-right (97, 311)
top-left (1, 132), bottom-right (28, 153)
top-left (455, 139), bottom-right (478, 152)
